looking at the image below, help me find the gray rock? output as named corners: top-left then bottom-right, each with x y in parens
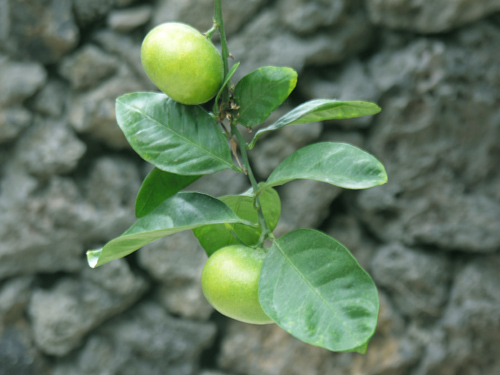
top-left (415, 256), bottom-right (500, 375)
top-left (115, 0), bottom-right (138, 7)
top-left (372, 243), bottom-right (451, 319)
top-left (152, 0), bottom-right (265, 36)
top-left (275, 179), bottom-right (342, 236)
top-left (0, 321), bottom-right (51, 375)
top-left (0, 177), bottom-right (87, 279)
top-left (32, 79), bottom-right (69, 118)
top-left (0, 156), bottom-right (139, 279)
top-left (107, 5), bottom-right (153, 32)
top-left (366, 0), bottom-right (500, 34)
top-left (73, 0), bottom-right (115, 25)
top-left (187, 168), bottom-right (250, 198)
top-left (16, 118), bottom-right (87, 178)
top-left (0, 107), bottom-right (32, 144)
top-left (218, 294), bottom-right (420, 375)
top-left (68, 63), bottom-right (146, 149)
top-left (138, 231), bottom-right (207, 285)
top-left (1, 0), bottom-right (79, 63)
top-left (138, 231), bottom-right (214, 321)
top-left (58, 44), bottom-right (119, 90)
top-left (85, 156), bottom-right (141, 211)
top-left (230, 5), bottom-right (372, 78)
top-left (29, 259), bottom-right (148, 356)
top-left (52, 301), bottom-right (216, 375)
top-left (277, 0), bottom-right (346, 35)
top-left (0, 56), bottom-right (47, 107)
top-left (93, 30), bottom-right (157, 90)
top-left (158, 282), bottom-right (214, 321)
top-left (356, 24), bottom-right (500, 252)
top-left (323, 212), bottom-right (374, 270)
top-left (0, 277), bottom-right (34, 324)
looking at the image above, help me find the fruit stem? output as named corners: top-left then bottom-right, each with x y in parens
top-left (231, 123), bottom-right (272, 247)
top-left (214, 0), bottom-right (229, 107)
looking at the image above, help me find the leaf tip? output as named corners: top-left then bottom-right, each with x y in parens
top-left (86, 249), bottom-right (102, 268)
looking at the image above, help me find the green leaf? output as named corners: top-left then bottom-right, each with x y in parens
top-left (259, 229), bottom-right (379, 352)
top-left (116, 92), bottom-right (238, 175)
top-left (234, 66), bottom-right (298, 127)
top-left (258, 142), bottom-right (387, 194)
top-left (87, 192), bottom-right (251, 268)
top-left (135, 168), bottom-right (200, 218)
top-left (193, 187), bottom-right (281, 256)
top-left (249, 99), bottom-right (381, 149)
top-left (214, 62), bottom-right (240, 114)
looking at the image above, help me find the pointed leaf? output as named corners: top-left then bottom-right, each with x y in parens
top-left (116, 92), bottom-right (238, 175)
top-left (214, 62), bottom-right (240, 114)
top-left (135, 168), bottom-right (200, 218)
top-left (193, 187), bottom-right (281, 256)
top-left (234, 66), bottom-right (298, 127)
top-left (249, 99), bottom-right (381, 149)
top-left (259, 229), bottom-right (379, 352)
top-left (258, 142), bottom-right (387, 194)
top-left (87, 192), bottom-right (251, 268)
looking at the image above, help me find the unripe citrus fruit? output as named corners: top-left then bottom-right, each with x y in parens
top-left (201, 245), bottom-right (273, 325)
top-left (141, 22), bottom-right (224, 105)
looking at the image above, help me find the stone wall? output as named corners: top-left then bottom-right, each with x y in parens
top-left (1, 1), bottom-right (500, 374)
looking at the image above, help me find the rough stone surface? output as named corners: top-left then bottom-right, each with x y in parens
top-left (0, 321), bottom-right (51, 375)
top-left (73, 0), bottom-right (115, 26)
top-left (356, 24), bottom-right (500, 253)
top-left (68, 64), bottom-right (145, 149)
top-left (372, 243), bottom-right (451, 319)
top-left (367, 0), bottom-right (500, 34)
top-left (1, 1), bottom-right (499, 374)
top-left (16, 118), bottom-right (87, 178)
top-left (0, 107), bottom-right (33, 144)
top-left (139, 232), bottom-right (214, 320)
top-left (0, 56), bottom-right (47, 107)
top-left (1, 0), bottom-right (79, 63)
top-left (0, 156), bottom-right (140, 279)
top-left (0, 277), bottom-right (34, 324)
top-left (29, 259), bottom-right (148, 356)
top-left (230, 5), bottom-right (373, 78)
top-left (107, 5), bottom-right (153, 32)
top-left (277, 0), bottom-right (346, 35)
top-left (218, 292), bottom-right (420, 375)
top-left (58, 44), bottom-right (119, 90)
top-left (152, 0), bottom-right (266, 36)
top-left (52, 301), bottom-right (216, 375)
top-left (32, 79), bottom-right (69, 118)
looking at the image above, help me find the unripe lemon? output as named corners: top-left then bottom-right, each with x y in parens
top-left (201, 245), bottom-right (273, 325)
top-left (141, 22), bottom-right (224, 105)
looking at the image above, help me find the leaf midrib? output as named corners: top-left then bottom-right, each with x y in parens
top-left (120, 100), bottom-right (234, 170)
top-left (273, 239), bottom-right (358, 343)
top-left (237, 73), bottom-right (293, 123)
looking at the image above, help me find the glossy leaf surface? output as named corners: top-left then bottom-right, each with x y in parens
top-left (259, 142), bottom-right (387, 193)
top-left (116, 92), bottom-right (237, 175)
top-left (194, 188), bottom-right (281, 256)
top-left (234, 66), bottom-right (297, 127)
top-left (135, 168), bottom-right (200, 218)
top-left (259, 229), bottom-right (379, 352)
top-left (249, 99), bottom-right (381, 149)
top-left (87, 192), bottom-right (249, 268)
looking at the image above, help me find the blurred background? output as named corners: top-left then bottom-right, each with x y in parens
top-left (1, 0), bottom-right (500, 374)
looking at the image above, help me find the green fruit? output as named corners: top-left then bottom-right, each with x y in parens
top-left (141, 22), bottom-right (224, 105)
top-left (201, 245), bottom-right (273, 325)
